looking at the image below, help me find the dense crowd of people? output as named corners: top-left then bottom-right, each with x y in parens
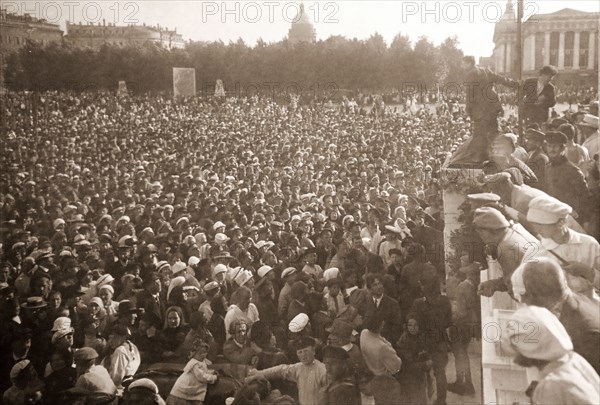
top-left (0, 82), bottom-right (598, 405)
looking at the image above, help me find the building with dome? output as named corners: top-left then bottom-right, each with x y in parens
top-left (487, 1), bottom-right (598, 85)
top-left (288, 3), bottom-right (316, 45)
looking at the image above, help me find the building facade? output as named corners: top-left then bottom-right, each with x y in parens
top-left (0, 9), bottom-right (63, 53)
top-left (491, 1), bottom-right (598, 85)
top-left (288, 3), bottom-right (316, 45)
top-left (66, 21), bottom-right (185, 50)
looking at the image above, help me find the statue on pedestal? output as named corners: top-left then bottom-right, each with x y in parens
top-left (215, 79), bottom-right (226, 98)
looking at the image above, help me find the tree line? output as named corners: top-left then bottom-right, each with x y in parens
top-left (4, 33), bottom-right (465, 96)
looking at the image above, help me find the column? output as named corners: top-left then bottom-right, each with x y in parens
top-left (530, 34), bottom-right (536, 71)
top-left (558, 31), bottom-right (565, 68)
top-left (588, 32), bottom-right (595, 70)
top-left (505, 42), bottom-right (512, 73)
top-left (573, 31), bottom-right (580, 70)
top-left (544, 32), bottom-right (550, 65)
top-left (523, 35), bottom-right (531, 71)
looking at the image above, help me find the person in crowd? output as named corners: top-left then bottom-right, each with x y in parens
top-left (223, 319), bottom-right (259, 366)
top-left (579, 114), bottom-right (599, 159)
top-left (124, 378), bottom-right (167, 405)
top-left (521, 65), bottom-right (557, 126)
top-left (544, 131), bottom-right (594, 225)
top-left (3, 360), bottom-right (45, 405)
top-left (410, 273), bottom-right (452, 405)
top-left (44, 349), bottom-right (77, 402)
top-left (359, 309), bottom-right (402, 377)
top-left (102, 323), bottom-right (141, 390)
top-left (224, 286), bottom-right (260, 340)
top-left (511, 257), bottom-right (600, 373)
top-left (157, 306), bottom-right (191, 361)
top-left (447, 261), bottom-right (481, 396)
top-left (246, 336), bottom-right (327, 405)
top-left (396, 313), bottom-right (433, 404)
top-left (249, 320), bottom-right (289, 370)
top-left (167, 338), bottom-right (218, 405)
top-left (501, 305), bottom-right (599, 405)
top-left (73, 347), bottom-right (118, 395)
top-left (526, 195), bottom-right (599, 298)
top-left (318, 345), bottom-right (361, 405)
top-left (473, 207), bottom-right (540, 297)
top-left (363, 272), bottom-right (402, 344)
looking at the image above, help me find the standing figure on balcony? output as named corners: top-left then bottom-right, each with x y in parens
top-left (449, 56), bottom-right (519, 165)
top-left (521, 66), bottom-right (557, 127)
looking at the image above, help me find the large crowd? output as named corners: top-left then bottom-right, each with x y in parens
top-left (0, 87), bottom-right (599, 405)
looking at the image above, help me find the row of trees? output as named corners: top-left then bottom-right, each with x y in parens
top-left (4, 33), bottom-right (466, 95)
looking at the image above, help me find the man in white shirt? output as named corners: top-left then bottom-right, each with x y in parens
top-left (527, 195), bottom-right (600, 300)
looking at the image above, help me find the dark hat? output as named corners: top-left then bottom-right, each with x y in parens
top-left (525, 129), bottom-right (545, 141)
top-left (545, 131), bottom-right (568, 145)
top-left (326, 318), bottom-right (354, 341)
top-left (388, 248), bottom-right (403, 257)
top-left (107, 323), bottom-right (131, 337)
top-left (74, 347), bottom-right (99, 363)
top-left (143, 271), bottom-right (160, 285)
top-left (293, 336), bottom-right (316, 350)
top-left (118, 300), bottom-right (141, 315)
top-left (322, 345), bottom-right (350, 361)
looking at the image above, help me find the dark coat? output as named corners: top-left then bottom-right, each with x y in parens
top-left (137, 289), bottom-right (167, 327)
top-left (559, 293), bottom-right (600, 374)
top-left (365, 293), bottom-right (403, 344)
top-left (526, 148), bottom-right (549, 189)
top-left (545, 156), bottom-right (593, 220)
top-left (464, 66), bottom-right (518, 120)
top-left (522, 78), bottom-right (556, 125)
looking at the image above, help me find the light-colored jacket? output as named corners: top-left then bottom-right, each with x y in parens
top-left (169, 358), bottom-right (217, 401)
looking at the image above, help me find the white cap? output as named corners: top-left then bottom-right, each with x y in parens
top-left (288, 313), bottom-right (309, 333)
top-left (213, 221), bottom-right (226, 231)
top-left (213, 263), bottom-right (227, 276)
top-left (171, 261), bottom-right (187, 274)
top-left (323, 267), bottom-right (340, 282)
top-left (501, 305), bottom-right (573, 361)
top-left (257, 265), bottom-right (273, 278)
top-left (215, 233), bottom-right (230, 245)
top-left (281, 267), bottom-right (298, 278)
top-left (167, 276), bottom-right (186, 301)
top-left (188, 256), bottom-right (200, 266)
top-left (527, 195), bottom-right (572, 225)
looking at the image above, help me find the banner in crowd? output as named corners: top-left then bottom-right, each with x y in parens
top-left (173, 68), bottom-right (196, 97)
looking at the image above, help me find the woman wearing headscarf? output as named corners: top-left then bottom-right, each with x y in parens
top-left (157, 306), bottom-right (191, 360)
top-left (502, 305), bottom-right (600, 405)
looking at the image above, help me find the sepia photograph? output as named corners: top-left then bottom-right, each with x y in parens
top-left (0, 1), bottom-right (598, 404)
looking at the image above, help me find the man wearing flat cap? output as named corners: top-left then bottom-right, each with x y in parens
top-left (318, 345), bottom-right (361, 405)
top-left (472, 207), bottom-right (542, 297)
top-left (523, 128), bottom-right (548, 186)
top-left (544, 131), bottom-right (594, 226)
top-left (526, 195), bottom-right (599, 299)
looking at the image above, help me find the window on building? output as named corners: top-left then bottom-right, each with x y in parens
top-left (549, 32), bottom-right (559, 66)
top-left (564, 31), bottom-right (574, 68)
top-left (535, 32), bottom-right (545, 69)
top-left (580, 31), bottom-right (589, 68)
